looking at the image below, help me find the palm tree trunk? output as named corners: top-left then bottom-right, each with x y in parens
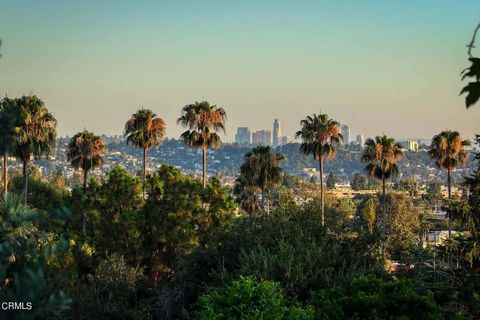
top-left (23, 159), bottom-right (28, 205)
top-left (202, 144), bottom-right (207, 188)
top-left (319, 156), bottom-right (324, 227)
top-left (3, 153), bottom-right (7, 197)
top-left (83, 169), bottom-right (88, 188)
top-left (82, 169), bottom-right (88, 235)
top-left (447, 167), bottom-right (452, 238)
top-left (143, 147), bottom-right (147, 199)
top-left (381, 176), bottom-right (386, 258)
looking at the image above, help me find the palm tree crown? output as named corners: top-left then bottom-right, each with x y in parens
top-left (66, 130), bottom-right (106, 187)
top-left (361, 135), bottom-right (404, 181)
top-left (14, 95), bottom-right (57, 161)
top-left (125, 108), bottom-right (166, 197)
top-left (12, 96), bottom-right (57, 204)
top-left (177, 101), bottom-right (226, 187)
top-left (125, 108), bottom-right (166, 150)
top-left (429, 130), bottom-right (469, 172)
top-left (295, 114), bottom-right (343, 159)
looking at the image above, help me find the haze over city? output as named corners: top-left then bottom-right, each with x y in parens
top-left (1, 0), bottom-right (480, 141)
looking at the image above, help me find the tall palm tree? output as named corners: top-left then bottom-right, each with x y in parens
top-left (177, 101), bottom-right (226, 188)
top-left (295, 113), bottom-right (343, 227)
top-left (234, 146), bottom-right (284, 213)
top-left (429, 130), bottom-right (470, 237)
top-left (125, 108), bottom-right (166, 198)
top-left (13, 96), bottom-right (57, 204)
top-left (66, 130), bottom-right (106, 188)
top-left (361, 135), bottom-right (403, 257)
top-left (0, 97), bottom-right (19, 197)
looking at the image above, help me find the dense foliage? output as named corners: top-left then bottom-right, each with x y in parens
top-left (197, 276), bottom-right (314, 320)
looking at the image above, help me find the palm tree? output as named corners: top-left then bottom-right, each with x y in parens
top-left (295, 113), bottom-right (343, 227)
top-left (125, 108), bottom-right (166, 198)
top-left (12, 96), bottom-right (57, 204)
top-left (66, 130), bottom-right (106, 188)
top-left (177, 101), bottom-right (226, 188)
top-left (361, 135), bottom-right (403, 257)
top-left (0, 97), bottom-right (19, 197)
top-left (429, 130), bottom-right (470, 237)
top-left (234, 146), bottom-right (284, 213)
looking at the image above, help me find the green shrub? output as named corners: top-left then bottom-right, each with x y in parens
top-left (71, 254), bottom-right (150, 320)
top-left (309, 275), bottom-right (469, 320)
top-left (197, 276), bottom-right (314, 320)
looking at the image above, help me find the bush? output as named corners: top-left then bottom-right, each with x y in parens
top-left (197, 276), bottom-right (314, 320)
top-left (70, 255), bottom-right (150, 320)
top-left (309, 275), bottom-right (468, 320)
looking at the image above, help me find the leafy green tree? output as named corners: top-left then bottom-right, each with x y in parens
top-left (66, 130), bottom-right (106, 188)
top-left (12, 95), bottom-right (57, 204)
top-left (326, 172), bottom-right (337, 190)
top-left (197, 276), bottom-right (314, 320)
top-left (429, 130), bottom-right (470, 237)
top-left (361, 135), bottom-right (403, 257)
top-left (177, 101), bottom-right (226, 188)
top-left (234, 146), bottom-right (284, 213)
top-left (0, 97), bottom-right (18, 197)
top-left (384, 193), bottom-right (420, 259)
top-left (350, 172), bottom-right (368, 190)
top-left (67, 166), bottom-right (144, 263)
top-left (124, 108), bottom-right (166, 197)
top-left (142, 165), bottom-right (235, 286)
top-left (296, 114), bottom-right (343, 226)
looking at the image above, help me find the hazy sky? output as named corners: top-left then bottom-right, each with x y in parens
top-left (1, 0), bottom-right (480, 142)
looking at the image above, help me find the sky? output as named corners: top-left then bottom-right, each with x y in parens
top-left (1, 0), bottom-right (480, 142)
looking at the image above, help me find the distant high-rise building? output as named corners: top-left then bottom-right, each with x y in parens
top-left (252, 131), bottom-right (263, 145)
top-left (262, 129), bottom-right (272, 146)
top-left (398, 139), bottom-right (419, 152)
top-left (235, 127), bottom-right (252, 145)
top-left (273, 119), bottom-right (281, 147)
top-left (356, 134), bottom-right (365, 147)
top-left (252, 130), bottom-right (272, 146)
top-left (341, 124), bottom-right (350, 145)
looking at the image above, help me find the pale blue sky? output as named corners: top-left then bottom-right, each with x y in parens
top-left (1, 0), bottom-right (479, 141)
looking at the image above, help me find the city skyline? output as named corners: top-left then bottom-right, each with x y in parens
top-left (1, 1), bottom-right (480, 142)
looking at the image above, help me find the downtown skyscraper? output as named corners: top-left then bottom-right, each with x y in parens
top-left (273, 119), bottom-right (281, 147)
